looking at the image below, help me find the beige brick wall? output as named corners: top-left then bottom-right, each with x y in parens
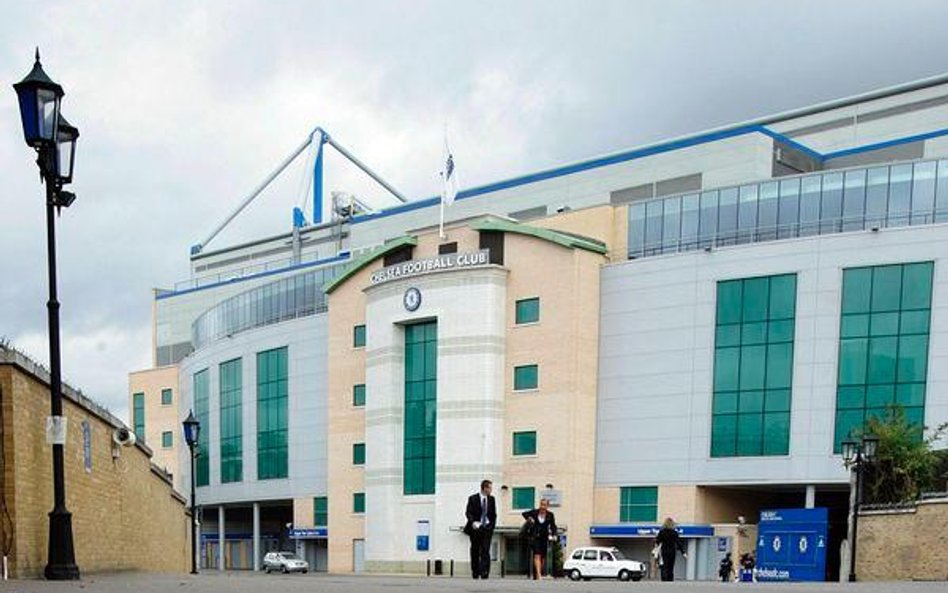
top-left (1, 358), bottom-right (189, 578)
top-left (532, 204), bottom-right (628, 262)
top-left (857, 499), bottom-right (948, 581)
top-left (128, 365), bottom-right (180, 490)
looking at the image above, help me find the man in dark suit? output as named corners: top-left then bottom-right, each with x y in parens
top-left (464, 479), bottom-right (497, 579)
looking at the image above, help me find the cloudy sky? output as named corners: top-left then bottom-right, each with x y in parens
top-left (2, 0), bottom-right (947, 422)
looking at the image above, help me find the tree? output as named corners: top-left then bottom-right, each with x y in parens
top-left (861, 405), bottom-right (947, 504)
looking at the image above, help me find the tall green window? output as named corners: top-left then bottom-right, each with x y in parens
top-left (132, 392), bottom-right (145, 441)
top-left (353, 492), bottom-right (365, 514)
top-left (314, 497), bottom-right (328, 526)
top-left (353, 324), bottom-right (366, 348)
top-left (161, 388), bottom-right (173, 405)
top-left (620, 486), bottom-right (658, 522)
top-left (220, 358), bottom-right (243, 483)
top-left (353, 384), bottom-right (366, 407)
top-left (161, 431), bottom-right (173, 448)
top-left (711, 274), bottom-right (797, 457)
top-left (513, 430), bottom-right (537, 456)
top-left (516, 298), bottom-right (540, 324)
top-left (514, 364), bottom-right (539, 390)
top-left (512, 487), bottom-right (535, 510)
top-left (353, 442), bottom-right (366, 465)
top-left (257, 347), bottom-right (289, 480)
top-left (835, 262), bottom-right (933, 451)
top-left (194, 369), bottom-right (210, 487)
top-left (404, 321), bottom-right (437, 495)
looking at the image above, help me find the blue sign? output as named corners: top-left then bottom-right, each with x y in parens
top-left (288, 528), bottom-right (328, 539)
top-left (416, 535), bottom-right (429, 551)
top-left (717, 537), bottom-right (729, 552)
top-left (589, 524), bottom-right (715, 538)
top-left (755, 508), bottom-right (828, 582)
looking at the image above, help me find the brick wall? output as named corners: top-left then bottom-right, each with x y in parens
top-left (0, 349), bottom-right (189, 578)
top-left (856, 498), bottom-right (948, 581)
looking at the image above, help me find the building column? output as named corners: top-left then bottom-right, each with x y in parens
top-left (218, 506), bottom-right (226, 571)
top-left (252, 503), bottom-right (261, 572)
top-left (805, 485), bottom-right (816, 509)
top-left (685, 539), bottom-right (697, 580)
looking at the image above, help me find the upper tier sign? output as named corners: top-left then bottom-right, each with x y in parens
top-left (370, 249), bottom-right (490, 285)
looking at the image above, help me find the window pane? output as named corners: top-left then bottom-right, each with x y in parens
top-left (516, 298), bottom-right (540, 324)
top-left (680, 194), bottom-right (700, 251)
top-left (888, 164), bottom-right (912, 227)
top-left (902, 262), bottom-right (933, 310)
top-left (871, 266), bottom-right (902, 312)
top-left (645, 199), bottom-right (663, 255)
top-left (698, 191), bottom-right (718, 248)
top-left (513, 431), bottom-right (537, 455)
top-left (911, 161), bottom-right (937, 225)
top-left (514, 365), bottom-right (539, 390)
top-left (762, 412), bottom-right (790, 456)
top-left (718, 188), bottom-right (738, 245)
top-left (936, 160), bottom-right (948, 223)
top-left (898, 335), bottom-right (929, 382)
top-left (662, 197), bottom-right (681, 253)
top-left (842, 268), bottom-right (872, 314)
top-left (777, 178), bottom-right (800, 239)
top-left (758, 182), bottom-right (779, 241)
top-left (629, 203), bottom-right (646, 257)
top-left (800, 176), bottom-right (822, 236)
top-left (742, 277), bottom-right (769, 322)
top-left (842, 169), bottom-right (866, 231)
top-left (737, 185), bottom-right (759, 244)
top-left (717, 281), bottom-right (743, 324)
top-left (513, 487), bottom-right (535, 510)
top-left (865, 167), bottom-right (889, 227)
top-left (820, 173), bottom-right (843, 234)
top-left (838, 339), bottom-right (868, 385)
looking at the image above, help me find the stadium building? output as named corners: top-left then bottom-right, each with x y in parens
top-left (129, 74), bottom-right (948, 579)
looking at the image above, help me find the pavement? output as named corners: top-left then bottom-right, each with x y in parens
top-left (0, 572), bottom-right (944, 593)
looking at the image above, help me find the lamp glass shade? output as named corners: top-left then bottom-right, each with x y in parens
top-left (841, 439), bottom-right (857, 464)
top-left (182, 411), bottom-right (200, 447)
top-left (56, 118), bottom-right (79, 184)
top-left (12, 54), bottom-right (64, 148)
top-left (862, 435), bottom-right (879, 461)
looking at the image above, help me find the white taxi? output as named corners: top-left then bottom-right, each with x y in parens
top-left (564, 546), bottom-right (646, 581)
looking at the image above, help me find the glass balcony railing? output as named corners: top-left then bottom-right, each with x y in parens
top-left (191, 264), bottom-right (342, 350)
top-left (628, 158), bottom-right (948, 259)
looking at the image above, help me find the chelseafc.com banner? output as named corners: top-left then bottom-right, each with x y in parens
top-left (756, 508), bottom-right (829, 582)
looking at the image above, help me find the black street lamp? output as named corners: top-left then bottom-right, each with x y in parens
top-left (183, 411), bottom-right (201, 575)
top-left (13, 49), bottom-right (80, 581)
top-left (841, 434), bottom-right (879, 583)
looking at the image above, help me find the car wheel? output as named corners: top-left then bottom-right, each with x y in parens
top-left (265, 567), bottom-right (271, 574)
top-left (618, 569), bottom-right (631, 581)
top-left (302, 569), bottom-right (308, 574)
top-left (282, 565), bottom-right (289, 574)
top-left (568, 569), bottom-right (582, 581)
top-left (631, 574), bottom-right (643, 582)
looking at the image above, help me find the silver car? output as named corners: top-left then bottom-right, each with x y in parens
top-left (263, 551), bottom-right (309, 574)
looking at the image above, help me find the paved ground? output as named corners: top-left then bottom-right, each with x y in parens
top-left (0, 572), bottom-right (944, 593)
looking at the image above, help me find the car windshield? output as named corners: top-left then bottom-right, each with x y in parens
top-left (611, 549), bottom-right (627, 560)
top-left (280, 553), bottom-right (299, 560)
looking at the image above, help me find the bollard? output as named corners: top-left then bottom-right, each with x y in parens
top-left (426, 559), bottom-right (431, 577)
top-left (501, 559), bottom-right (506, 578)
top-left (434, 559), bottom-right (443, 575)
top-left (450, 559), bottom-right (454, 577)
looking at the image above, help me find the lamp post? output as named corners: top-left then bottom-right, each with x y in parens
top-left (183, 411), bottom-right (201, 575)
top-left (841, 434), bottom-right (879, 583)
top-left (13, 49), bottom-right (80, 581)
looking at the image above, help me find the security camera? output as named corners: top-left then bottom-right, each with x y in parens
top-left (113, 427), bottom-right (137, 447)
top-left (737, 516), bottom-right (746, 525)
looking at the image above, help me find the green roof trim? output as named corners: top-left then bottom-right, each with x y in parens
top-left (323, 235), bottom-right (418, 294)
top-left (470, 218), bottom-right (607, 254)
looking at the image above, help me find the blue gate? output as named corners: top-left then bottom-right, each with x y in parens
top-left (755, 508), bottom-right (828, 582)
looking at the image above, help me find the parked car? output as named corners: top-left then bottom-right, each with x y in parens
top-left (564, 546), bottom-right (646, 581)
top-left (263, 551), bottom-right (309, 574)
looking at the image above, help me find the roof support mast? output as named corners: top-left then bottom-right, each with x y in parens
top-left (192, 126), bottom-right (408, 255)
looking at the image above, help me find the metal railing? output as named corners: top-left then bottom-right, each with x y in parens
top-left (628, 158), bottom-right (948, 259)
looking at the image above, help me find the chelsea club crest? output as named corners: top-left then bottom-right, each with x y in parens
top-left (403, 287), bottom-right (422, 312)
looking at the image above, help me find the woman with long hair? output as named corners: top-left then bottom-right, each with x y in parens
top-left (654, 517), bottom-right (687, 581)
top-left (521, 498), bottom-right (558, 580)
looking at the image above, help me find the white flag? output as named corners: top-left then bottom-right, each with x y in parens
top-left (442, 137), bottom-right (459, 206)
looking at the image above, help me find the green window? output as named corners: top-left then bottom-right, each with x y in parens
top-left (514, 364), bottom-right (539, 391)
top-left (132, 392), bottom-right (145, 441)
top-left (404, 321), bottom-right (437, 495)
top-left (512, 487), bottom-right (535, 510)
top-left (161, 431), bottom-right (173, 448)
top-left (353, 492), bottom-right (365, 514)
top-left (193, 369), bottom-right (210, 487)
top-left (835, 262), bottom-right (933, 451)
top-left (711, 274), bottom-right (797, 457)
top-left (516, 298), bottom-right (540, 324)
top-left (353, 442), bottom-right (366, 465)
top-left (353, 324), bottom-right (366, 348)
top-left (257, 347), bottom-right (288, 480)
top-left (513, 430), bottom-right (537, 456)
top-left (314, 497), bottom-right (328, 527)
top-left (220, 358), bottom-right (243, 483)
top-left (161, 388), bottom-right (173, 405)
top-left (353, 384), bottom-right (366, 407)
top-left (620, 486), bottom-right (658, 522)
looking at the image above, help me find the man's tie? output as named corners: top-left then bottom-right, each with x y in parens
top-left (480, 496), bottom-right (488, 525)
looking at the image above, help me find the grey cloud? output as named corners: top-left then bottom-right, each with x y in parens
top-left (2, 0), bottom-right (947, 422)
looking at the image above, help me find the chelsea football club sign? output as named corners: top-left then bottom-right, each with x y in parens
top-left (755, 508), bottom-right (828, 582)
top-left (370, 250), bottom-right (490, 285)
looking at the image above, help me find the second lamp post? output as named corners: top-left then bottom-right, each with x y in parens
top-left (841, 434), bottom-right (879, 583)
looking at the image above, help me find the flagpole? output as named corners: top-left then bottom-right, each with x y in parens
top-left (439, 192), bottom-right (446, 239)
